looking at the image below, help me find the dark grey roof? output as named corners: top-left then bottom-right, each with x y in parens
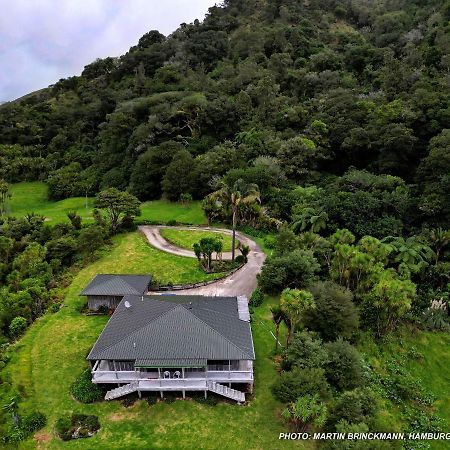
top-left (87, 295), bottom-right (255, 362)
top-left (80, 274), bottom-right (151, 296)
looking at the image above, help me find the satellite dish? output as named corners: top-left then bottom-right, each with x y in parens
top-left (124, 300), bottom-right (131, 309)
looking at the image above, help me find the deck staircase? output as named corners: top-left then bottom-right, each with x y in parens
top-left (105, 382), bottom-right (138, 400)
top-left (207, 381), bottom-right (245, 403)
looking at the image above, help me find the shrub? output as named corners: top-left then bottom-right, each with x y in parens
top-left (325, 340), bottom-right (364, 391)
top-left (55, 414), bottom-right (100, 441)
top-left (55, 417), bottom-right (72, 441)
top-left (327, 388), bottom-right (378, 429)
top-left (272, 367), bottom-right (330, 403)
top-left (167, 219), bottom-right (178, 226)
top-left (71, 369), bottom-right (103, 403)
top-left (305, 281), bottom-right (360, 341)
top-left (249, 288), bottom-right (264, 307)
top-left (282, 331), bottom-right (328, 371)
top-left (263, 235), bottom-right (277, 249)
top-left (9, 316), bottom-right (27, 339)
top-left (20, 411), bottom-right (47, 434)
top-left (258, 249), bottom-right (320, 294)
top-left (234, 254), bottom-right (245, 264)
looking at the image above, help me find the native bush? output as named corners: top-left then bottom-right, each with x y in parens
top-left (70, 369), bottom-right (103, 403)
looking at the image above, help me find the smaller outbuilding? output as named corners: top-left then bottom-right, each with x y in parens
top-left (81, 274), bottom-right (151, 310)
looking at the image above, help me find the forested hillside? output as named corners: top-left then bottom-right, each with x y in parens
top-left (0, 0), bottom-right (449, 228)
top-left (1, 0), bottom-right (450, 446)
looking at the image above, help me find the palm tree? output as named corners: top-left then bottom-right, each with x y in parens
top-left (280, 288), bottom-right (315, 346)
top-left (209, 179), bottom-right (260, 261)
top-left (282, 395), bottom-right (327, 432)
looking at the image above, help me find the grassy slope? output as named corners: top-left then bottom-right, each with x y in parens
top-left (7, 182), bottom-right (206, 225)
top-left (160, 229), bottom-right (237, 252)
top-left (2, 233), bottom-right (308, 450)
top-left (361, 330), bottom-right (450, 449)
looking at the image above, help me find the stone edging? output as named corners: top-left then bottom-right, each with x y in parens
top-left (150, 263), bottom-right (245, 292)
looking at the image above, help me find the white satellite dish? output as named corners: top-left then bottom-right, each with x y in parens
top-left (124, 300), bottom-right (131, 309)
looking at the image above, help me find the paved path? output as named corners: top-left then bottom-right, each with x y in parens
top-left (138, 226), bottom-right (266, 297)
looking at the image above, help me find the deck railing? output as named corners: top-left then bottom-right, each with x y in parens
top-left (92, 369), bottom-right (253, 383)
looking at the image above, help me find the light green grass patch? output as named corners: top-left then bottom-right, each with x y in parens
top-left (139, 199), bottom-right (206, 225)
top-left (160, 228), bottom-right (237, 252)
top-left (7, 182), bottom-right (206, 225)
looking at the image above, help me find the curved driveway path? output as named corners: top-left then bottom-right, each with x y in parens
top-left (138, 226), bottom-right (266, 297)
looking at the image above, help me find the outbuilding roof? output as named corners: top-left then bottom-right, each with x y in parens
top-left (87, 295), bottom-right (255, 362)
top-left (80, 274), bottom-right (151, 297)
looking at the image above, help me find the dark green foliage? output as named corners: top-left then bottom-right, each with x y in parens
top-left (20, 411), bottom-right (47, 434)
top-left (305, 281), bottom-right (359, 341)
top-left (281, 331), bottom-right (328, 371)
top-left (55, 414), bottom-right (100, 441)
top-left (249, 288), bottom-right (264, 307)
top-left (9, 316), bottom-right (27, 339)
top-left (327, 388), bottom-right (378, 429)
top-left (70, 369), bottom-right (103, 403)
top-left (258, 249), bottom-right (320, 294)
top-left (271, 367), bottom-right (330, 403)
top-left (325, 340), bottom-right (364, 391)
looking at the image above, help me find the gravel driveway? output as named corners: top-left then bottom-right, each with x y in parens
top-left (138, 225), bottom-right (266, 297)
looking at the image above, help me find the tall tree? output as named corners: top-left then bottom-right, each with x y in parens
top-left (207, 178), bottom-right (260, 261)
top-left (94, 188), bottom-right (140, 234)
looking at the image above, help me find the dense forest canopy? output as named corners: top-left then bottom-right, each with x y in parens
top-left (0, 0), bottom-right (448, 228)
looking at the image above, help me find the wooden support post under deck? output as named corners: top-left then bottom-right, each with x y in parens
top-left (138, 390), bottom-right (141, 399)
top-left (204, 390), bottom-right (207, 399)
top-left (160, 391), bottom-right (164, 399)
top-left (182, 390), bottom-right (185, 399)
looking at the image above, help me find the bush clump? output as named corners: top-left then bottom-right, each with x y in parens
top-left (55, 414), bottom-right (100, 441)
top-left (71, 369), bottom-right (103, 403)
top-left (249, 288), bottom-right (264, 307)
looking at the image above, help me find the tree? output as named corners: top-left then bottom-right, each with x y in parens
top-left (161, 149), bottom-right (197, 201)
top-left (280, 288), bottom-right (315, 345)
top-left (272, 367), bottom-right (330, 403)
top-left (325, 340), bottom-right (364, 391)
top-left (0, 179), bottom-right (11, 216)
top-left (305, 281), bottom-right (359, 342)
top-left (240, 245), bottom-right (250, 263)
top-left (193, 237), bottom-right (222, 271)
top-left (282, 395), bottom-right (327, 432)
top-left (258, 250), bottom-right (320, 294)
top-left (282, 331), bottom-right (328, 371)
top-left (363, 271), bottom-right (416, 336)
top-left (208, 178), bottom-right (260, 261)
top-left (382, 236), bottom-right (435, 274)
top-left (94, 188), bottom-right (140, 234)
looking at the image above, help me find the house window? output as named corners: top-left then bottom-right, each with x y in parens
top-left (108, 360), bottom-right (134, 371)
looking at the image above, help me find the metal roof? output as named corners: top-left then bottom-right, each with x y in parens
top-left (87, 295), bottom-right (255, 362)
top-left (80, 274), bottom-right (151, 296)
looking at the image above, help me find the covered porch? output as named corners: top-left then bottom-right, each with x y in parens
top-left (91, 358), bottom-right (253, 384)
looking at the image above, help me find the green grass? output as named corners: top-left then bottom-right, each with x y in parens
top-left (139, 200), bottom-right (206, 225)
top-left (7, 182), bottom-right (95, 223)
top-left (1, 234), bottom-right (309, 450)
top-left (160, 229), bottom-right (237, 252)
top-left (5, 182), bottom-right (207, 225)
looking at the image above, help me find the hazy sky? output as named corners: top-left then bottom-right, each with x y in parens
top-left (0, 0), bottom-right (216, 102)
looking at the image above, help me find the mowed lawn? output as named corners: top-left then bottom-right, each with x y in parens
top-left (6, 182), bottom-right (206, 225)
top-left (3, 233), bottom-right (309, 450)
top-left (160, 228), bottom-right (238, 252)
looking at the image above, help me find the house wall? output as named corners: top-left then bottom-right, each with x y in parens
top-left (88, 295), bottom-right (123, 310)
